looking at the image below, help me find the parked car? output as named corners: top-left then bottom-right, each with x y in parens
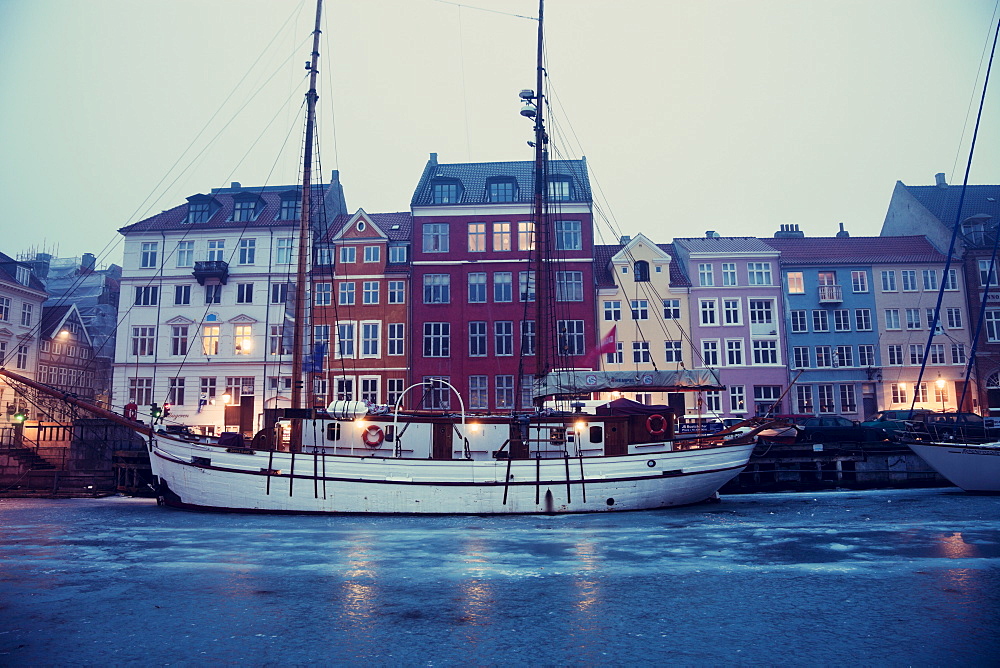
top-left (907, 412), bottom-right (1000, 442)
top-left (860, 409), bottom-right (934, 439)
top-left (794, 415), bottom-right (891, 443)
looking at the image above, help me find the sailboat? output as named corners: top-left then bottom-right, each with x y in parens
top-left (0, 0), bottom-right (778, 514)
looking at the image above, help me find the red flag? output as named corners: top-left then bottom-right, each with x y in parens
top-left (586, 325), bottom-right (617, 367)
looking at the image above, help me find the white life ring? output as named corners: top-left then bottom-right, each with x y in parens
top-left (362, 425), bottom-right (384, 448)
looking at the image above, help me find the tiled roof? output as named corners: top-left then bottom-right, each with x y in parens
top-left (901, 182), bottom-right (1000, 225)
top-left (40, 304), bottom-right (72, 337)
top-left (410, 156), bottom-right (592, 206)
top-left (118, 179), bottom-right (346, 235)
top-left (764, 235), bottom-right (951, 264)
top-left (322, 212), bottom-right (412, 243)
top-left (672, 237), bottom-right (780, 254)
top-left (593, 243), bottom-right (690, 289)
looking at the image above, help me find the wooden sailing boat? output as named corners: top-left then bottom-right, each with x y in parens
top-left (0, 0), bottom-right (776, 513)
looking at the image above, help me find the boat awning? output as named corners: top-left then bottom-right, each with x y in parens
top-left (533, 369), bottom-right (723, 397)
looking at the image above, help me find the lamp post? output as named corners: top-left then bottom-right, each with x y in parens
top-left (936, 376), bottom-right (946, 412)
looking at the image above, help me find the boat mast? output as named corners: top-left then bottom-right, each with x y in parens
top-left (291, 0), bottom-right (324, 416)
top-left (531, 0), bottom-right (550, 404)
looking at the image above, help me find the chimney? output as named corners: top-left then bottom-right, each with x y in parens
top-left (29, 252), bottom-right (52, 279)
top-left (82, 252), bottom-right (96, 272)
top-left (619, 235), bottom-right (631, 244)
top-left (231, 181), bottom-right (241, 189)
top-left (935, 173), bottom-right (947, 188)
top-left (705, 231), bottom-right (720, 238)
top-left (429, 153), bottom-right (438, 165)
top-left (836, 222), bottom-right (850, 238)
top-left (774, 223), bottom-right (804, 238)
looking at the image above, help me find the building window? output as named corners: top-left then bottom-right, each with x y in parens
top-left (363, 282), bottom-right (379, 305)
top-left (188, 201), bottom-right (211, 224)
top-left (205, 284), bottom-right (222, 304)
top-left (719, 262), bottom-right (737, 286)
top-left (206, 240), bottom-right (225, 262)
top-left (512, 271), bottom-right (533, 303)
top-left (698, 263), bottom-right (714, 287)
top-left (334, 378), bottom-right (354, 402)
top-left (555, 221), bottom-right (582, 250)
top-left (633, 261), bottom-right (650, 282)
top-left (700, 299), bottom-right (717, 326)
top-left (232, 199), bottom-right (257, 222)
top-left (309, 282), bottom-right (330, 306)
top-left (335, 323), bottom-right (354, 358)
top-left (176, 241), bottom-right (194, 267)
top-left (494, 272), bottom-right (513, 302)
top-left (881, 270), bottom-right (897, 292)
top-left (360, 377), bottom-right (379, 404)
top-left (816, 346), bottom-right (833, 367)
top-left (886, 344), bottom-right (903, 366)
top-left (202, 326), bottom-right (220, 355)
top-left (140, 242), bottom-right (158, 268)
top-left (388, 323), bottom-right (405, 356)
top-left (891, 383), bottom-right (907, 404)
top-left (131, 326), bottom-right (156, 356)
top-left (928, 343), bottom-right (946, 364)
top-left (548, 178), bottom-right (571, 201)
top-left (909, 344), bottom-right (924, 365)
top-left (174, 285), bottom-right (191, 305)
top-left (0, 297), bottom-right (10, 322)
top-left (200, 377), bottom-right (217, 403)
top-left (884, 309), bottom-right (901, 330)
top-left (520, 320), bottom-right (535, 356)
top-left (17, 303), bottom-right (33, 327)
top-left (470, 375), bottom-right (489, 409)
top-left (423, 323), bottom-right (451, 357)
top-left (901, 270), bottom-right (917, 291)
top-left (388, 281), bottom-right (405, 304)
top-left (905, 308), bottom-right (921, 330)
top-left (421, 377), bottom-right (451, 410)
top-left (14, 345), bottom-right (28, 370)
top-left (424, 274), bottom-right (451, 304)
top-left (835, 345), bottom-right (853, 367)
top-left (236, 283), bottom-right (253, 304)
top-left (280, 197), bottom-right (301, 221)
top-left (604, 301), bottom-right (621, 321)
top-left (363, 246), bottom-right (380, 263)
top-left (726, 339), bottom-right (744, 366)
top-left (723, 299), bottom-right (741, 325)
top-left (422, 223), bottom-right (450, 252)
top-left (468, 223), bottom-right (487, 252)
top-left (389, 245), bottom-right (407, 264)
top-left (944, 268), bottom-right (959, 290)
top-left (747, 262), bottom-right (772, 286)
top-left (811, 310), bottom-right (829, 332)
top-left (790, 310), bottom-right (807, 333)
top-left (749, 300), bottom-right (774, 328)
top-left (632, 341), bottom-right (651, 363)
top-left (387, 379), bottom-right (405, 407)
top-left (234, 325), bottom-right (253, 355)
top-left (493, 222), bottom-right (512, 251)
top-left (488, 180), bottom-right (515, 202)
top-left (518, 221), bottom-right (535, 251)
top-left (431, 182), bottom-right (459, 204)
top-left (129, 377), bottom-right (153, 405)
top-left (664, 341), bottom-right (682, 363)
top-left (557, 320), bottom-right (585, 357)
top-left (859, 345), bottom-right (875, 367)
top-left (752, 340), bottom-right (778, 365)
top-left (834, 310), bottom-right (851, 332)
top-left (817, 385), bottom-right (836, 413)
top-left (238, 239), bottom-right (256, 265)
top-left (269, 325), bottom-right (290, 355)
top-left (705, 391), bottom-right (721, 412)
top-left (730, 385), bottom-right (747, 413)
top-left (134, 286), bottom-right (158, 306)
top-left (855, 308), bottom-right (872, 331)
top-left (494, 321), bottom-right (514, 356)
top-left (787, 272), bottom-right (804, 294)
top-left (851, 271), bottom-right (868, 293)
top-left (701, 340), bottom-right (719, 367)
top-left (339, 246), bottom-right (356, 264)
top-left (170, 326), bottom-right (189, 356)
top-left (339, 282), bottom-right (356, 306)
top-left (167, 378), bottom-right (186, 405)
top-left (469, 321), bottom-right (488, 357)
top-left (276, 238), bottom-right (293, 265)
top-left (987, 310), bottom-right (1000, 342)
top-left (361, 322), bottom-right (380, 357)
top-left (946, 307), bottom-right (963, 329)
top-left (624, 299), bottom-right (646, 320)
top-left (792, 346), bottom-right (810, 369)
top-left (663, 299), bottom-right (680, 320)
top-left (270, 283), bottom-right (289, 304)
top-left (468, 273), bottom-right (487, 303)
top-left (951, 343), bottom-right (966, 364)
top-left (921, 269), bottom-right (938, 291)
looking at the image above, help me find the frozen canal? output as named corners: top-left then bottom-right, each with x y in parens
top-left (1, 489), bottom-right (998, 666)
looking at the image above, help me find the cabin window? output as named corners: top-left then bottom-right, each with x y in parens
top-left (326, 423), bottom-right (342, 441)
top-left (589, 426), bottom-right (603, 443)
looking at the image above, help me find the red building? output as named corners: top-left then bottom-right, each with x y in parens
top-left (408, 153), bottom-right (595, 412)
top-left (314, 209), bottom-right (411, 407)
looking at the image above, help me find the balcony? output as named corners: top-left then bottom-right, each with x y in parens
top-left (192, 260), bottom-right (229, 285)
top-left (817, 284), bottom-right (843, 303)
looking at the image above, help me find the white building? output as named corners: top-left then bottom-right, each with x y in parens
top-left (0, 251), bottom-right (48, 423)
top-left (113, 175), bottom-right (346, 435)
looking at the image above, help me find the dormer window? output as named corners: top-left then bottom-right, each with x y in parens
top-left (548, 177), bottom-right (571, 201)
top-left (634, 261), bottom-right (650, 282)
top-left (487, 178), bottom-right (517, 203)
top-left (280, 197), bottom-right (301, 221)
top-left (431, 179), bottom-right (462, 204)
top-left (15, 266), bottom-right (30, 286)
top-left (186, 194), bottom-right (218, 224)
top-left (232, 195), bottom-right (261, 222)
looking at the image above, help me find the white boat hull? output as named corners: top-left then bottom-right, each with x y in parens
top-left (149, 435), bottom-right (755, 514)
top-left (907, 441), bottom-right (1000, 493)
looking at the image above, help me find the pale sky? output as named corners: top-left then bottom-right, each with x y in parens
top-left (1, 0), bottom-right (998, 266)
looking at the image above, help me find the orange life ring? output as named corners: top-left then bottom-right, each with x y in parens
top-left (646, 414), bottom-right (667, 436)
top-left (362, 425), bottom-right (385, 448)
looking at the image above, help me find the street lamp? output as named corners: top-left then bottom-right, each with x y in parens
top-left (936, 376), bottom-right (946, 412)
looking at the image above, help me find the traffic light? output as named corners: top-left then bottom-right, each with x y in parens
top-left (13, 409), bottom-right (27, 423)
top-left (150, 403), bottom-right (162, 419)
top-left (162, 403), bottom-right (171, 417)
